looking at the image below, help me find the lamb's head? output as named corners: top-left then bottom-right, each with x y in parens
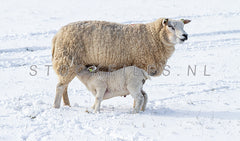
top-left (160, 18), bottom-right (191, 45)
top-left (77, 65), bottom-right (97, 75)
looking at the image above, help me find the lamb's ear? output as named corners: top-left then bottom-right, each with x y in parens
top-left (162, 18), bottom-right (168, 26)
top-left (87, 66), bottom-right (97, 72)
top-left (181, 19), bottom-right (191, 24)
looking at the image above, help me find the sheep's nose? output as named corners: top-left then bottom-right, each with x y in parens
top-left (182, 34), bottom-right (188, 40)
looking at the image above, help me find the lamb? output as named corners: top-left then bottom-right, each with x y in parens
top-left (76, 66), bottom-right (150, 113)
top-left (52, 18), bottom-right (191, 108)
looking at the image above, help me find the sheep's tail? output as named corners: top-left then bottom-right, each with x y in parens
top-left (51, 35), bottom-right (57, 60)
top-left (142, 70), bottom-right (151, 80)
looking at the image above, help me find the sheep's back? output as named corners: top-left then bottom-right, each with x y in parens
top-left (54, 21), bottom-right (151, 69)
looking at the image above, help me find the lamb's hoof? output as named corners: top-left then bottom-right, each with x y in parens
top-left (132, 109), bottom-right (140, 114)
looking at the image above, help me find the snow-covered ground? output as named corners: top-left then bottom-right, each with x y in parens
top-left (0, 0), bottom-right (240, 140)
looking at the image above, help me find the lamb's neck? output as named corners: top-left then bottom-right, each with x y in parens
top-left (77, 71), bottom-right (92, 85)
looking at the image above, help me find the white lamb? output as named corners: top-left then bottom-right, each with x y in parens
top-left (76, 66), bottom-right (150, 113)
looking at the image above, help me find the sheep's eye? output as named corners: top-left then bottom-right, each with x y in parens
top-left (168, 25), bottom-right (175, 30)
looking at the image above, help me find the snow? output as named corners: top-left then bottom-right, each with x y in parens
top-left (0, 0), bottom-right (240, 140)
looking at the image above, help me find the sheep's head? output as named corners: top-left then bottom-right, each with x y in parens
top-left (160, 18), bottom-right (191, 45)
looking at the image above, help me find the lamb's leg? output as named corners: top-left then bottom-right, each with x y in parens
top-left (127, 84), bottom-right (144, 113)
top-left (132, 93), bottom-right (144, 113)
top-left (141, 90), bottom-right (148, 111)
top-left (133, 90), bottom-right (147, 111)
top-left (93, 87), bottom-right (106, 113)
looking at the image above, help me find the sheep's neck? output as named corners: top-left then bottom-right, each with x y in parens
top-left (146, 20), bottom-right (175, 76)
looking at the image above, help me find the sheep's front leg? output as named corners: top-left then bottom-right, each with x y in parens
top-left (53, 83), bottom-right (67, 108)
top-left (92, 103), bottom-right (96, 110)
top-left (93, 87), bottom-right (106, 113)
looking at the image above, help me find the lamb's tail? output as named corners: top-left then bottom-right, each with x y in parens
top-left (142, 70), bottom-right (151, 80)
top-left (51, 35), bottom-right (57, 61)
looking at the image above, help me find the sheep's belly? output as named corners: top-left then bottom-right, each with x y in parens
top-left (103, 89), bottom-right (129, 100)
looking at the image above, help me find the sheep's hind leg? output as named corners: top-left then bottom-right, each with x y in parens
top-left (92, 103), bottom-right (96, 110)
top-left (63, 86), bottom-right (71, 106)
top-left (53, 70), bottom-right (76, 108)
top-left (133, 100), bottom-right (136, 109)
top-left (53, 83), bottom-right (67, 108)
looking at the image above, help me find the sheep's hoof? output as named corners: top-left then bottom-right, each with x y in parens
top-left (53, 105), bottom-right (60, 109)
top-left (94, 110), bottom-right (100, 114)
top-left (64, 104), bottom-right (71, 107)
top-left (85, 109), bottom-right (91, 113)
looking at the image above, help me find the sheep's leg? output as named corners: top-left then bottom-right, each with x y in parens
top-left (62, 86), bottom-right (70, 106)
top-left (141, 90), bottom-right (148, 111)
top-left (92, 103), bottom-right (96, 109)
top-left (93, 87), bottom-right (106, 113)
top-left (133, 100), bottom-right (136, 108)
top-left (53, 69), bottom-right (76, 108)
top-left (53, 83), bottom-right (67, 108)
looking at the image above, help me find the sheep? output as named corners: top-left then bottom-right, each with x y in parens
top-left (52, 18), bottom-right (191, 108)
top-left (75, 65), bottom-right (149, 113)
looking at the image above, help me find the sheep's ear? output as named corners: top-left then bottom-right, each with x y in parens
top-left (181, 19), bottom-right (191, 24)
top-left (162, 18), bottom-right (168, 26)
